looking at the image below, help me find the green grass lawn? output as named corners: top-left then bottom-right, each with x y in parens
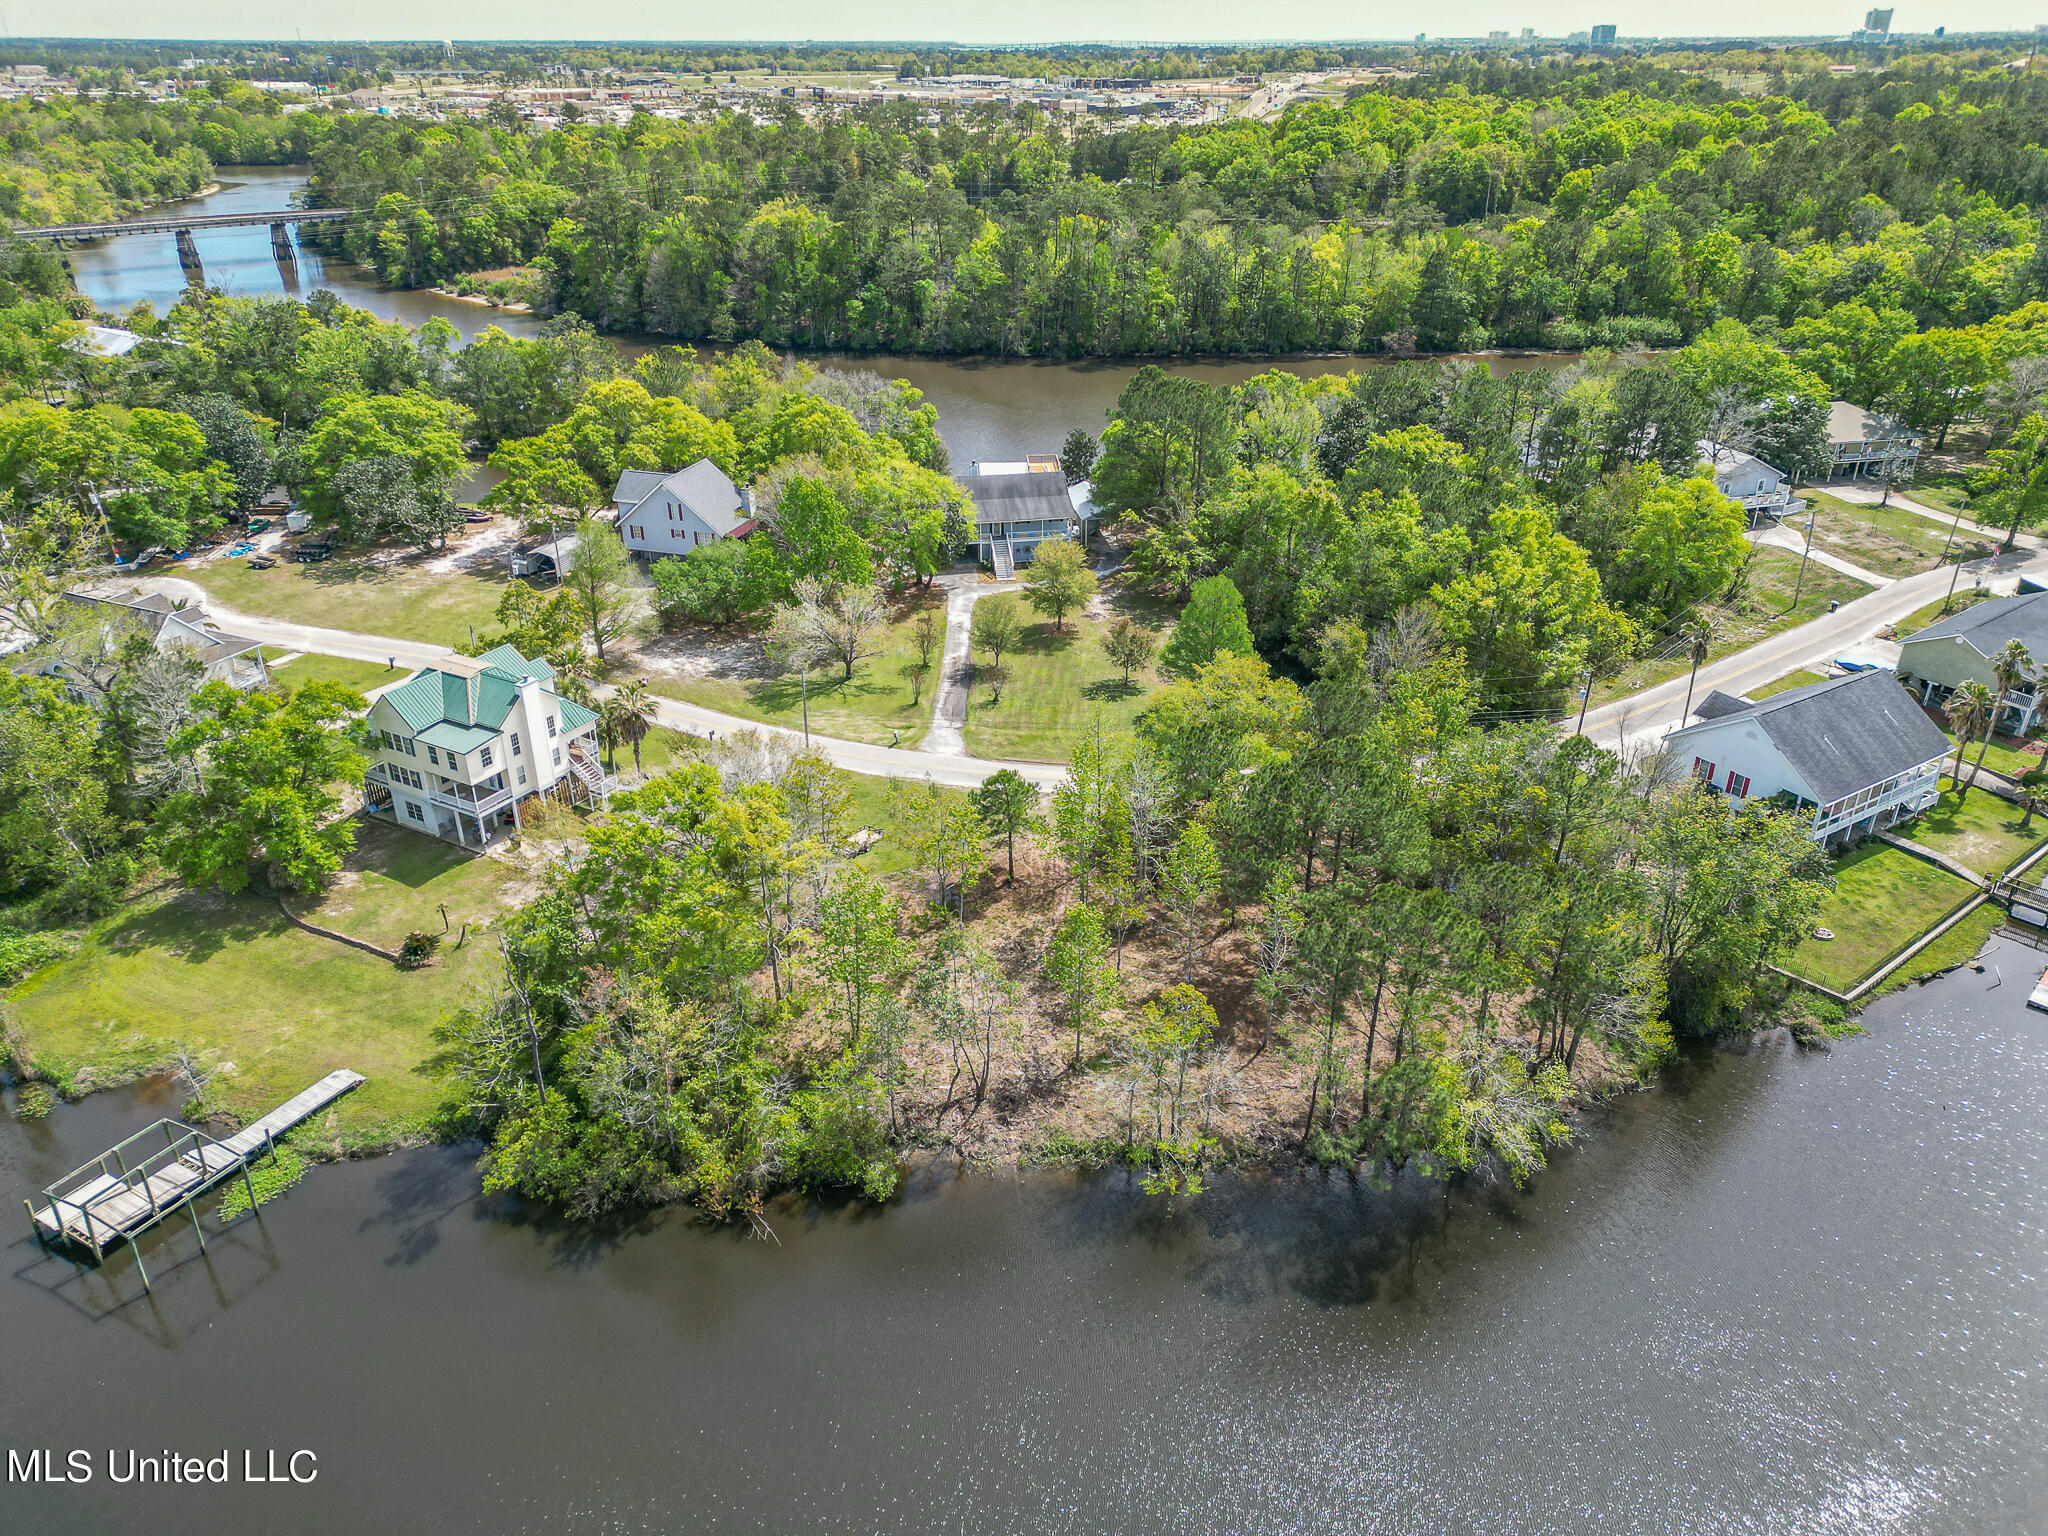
top-left (5, 821), bottom-right (522, 1145)
top-left (1870, 902), bottom-right (2001, 998)
top-left (1799, 491), bottom-right (1988, 579)
top-left (1750, 668), bottom-right (1829, 700)
top-left (1596, 546), bottom-right (1872, 703)
top-left (1889, 585), bottom-right (1994, 639)
top-left (960, 612), bottom-right (1163, 763)
top-left (186, 549), bottom-right (513, 651)
top-left (1905, 783), bottom-right (2048, 875)
top-left (1936, 727), bottom-right (2046, 782)
top-left (1785, 842), bottom-right (1979, 993)
top-left (263, 648), bottom-right (406, 696)
top-left (645, 596), bottom-right (943, 749)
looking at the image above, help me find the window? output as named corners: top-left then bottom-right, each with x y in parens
top-left (546, 715), bottom-right (557, 737)
top-left (427, 745), bottom-right (440, 766)
top-left (480, 745), bottom-right (494, 769)
top-left (1692, 757), bottom-right (1716, 782)
top-left (402, 737), bottom-right (416, 757)
top-left (511, 732), bottom-right (522, 756)
top-left (448, 753), bottom-right (463, 773)
top-left (1725, 770), bottom-right (1751, 798)
top-left (552, 747), bottom-right (563, 767)
top-left (406, 802), bottom-right (424, 823)
top-left (516, 765), bottom-right (527, 786)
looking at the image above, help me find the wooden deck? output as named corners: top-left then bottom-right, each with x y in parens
top-left (27, 1070), bottom-right (364, 1254)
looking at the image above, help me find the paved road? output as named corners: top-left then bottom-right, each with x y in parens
top-left (106, 533), bottom-right (2046, 794)
top-left (94, 574), bottom-right (1066, 790)
top-left (1575, 544), bottom-right (2048, 755)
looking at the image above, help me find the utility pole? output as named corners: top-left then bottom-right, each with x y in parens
top-left (1937, 497), bottom-right (1967, 615)
top-left (1789, 499), bottom-right (1817, 613)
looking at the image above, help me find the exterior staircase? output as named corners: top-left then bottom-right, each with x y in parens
top-left (990, 538), bottom-right (1015, 580)
top-left (566, 749), bottom-right (616, 804)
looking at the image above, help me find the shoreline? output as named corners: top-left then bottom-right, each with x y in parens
top-left (428, 286), bottom-right (536, 315)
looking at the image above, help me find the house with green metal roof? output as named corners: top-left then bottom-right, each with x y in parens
top-left (363, 644), bottom-right (611, 847)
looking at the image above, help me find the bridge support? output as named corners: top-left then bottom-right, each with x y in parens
top-left (270, 221), bottom-right (295, 265)
top-left (175, 228), bottom-right (204, 285)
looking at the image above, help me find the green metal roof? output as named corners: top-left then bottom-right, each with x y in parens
top-left (417, 721), bottom-right (500, 755)
top-left (557, 697), bottom-right (598, 732)
top-left (475, 643), bottom-right (554, 684)
top-left (376, 646), bottom-right (566, 741)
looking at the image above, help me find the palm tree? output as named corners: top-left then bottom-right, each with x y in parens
top-left (596, 696), bottom-right (626, 773)
top-left (1945, 680), bottom-right (1996, 804)
top-left (612, 679), bottom-right (656, 777)
top-left (1976, 639), bottom-right (2035, 787)
top-left (1680, 617), bottom-right (1715, 723)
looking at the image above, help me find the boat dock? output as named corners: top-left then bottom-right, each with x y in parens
top-left (24, 1069), bottom-right (364, 1286)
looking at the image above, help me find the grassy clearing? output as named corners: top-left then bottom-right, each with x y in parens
top-left (1785, 842), bottom-right (1978, 993)
top-left (4, 821), bottom-right (523, 1144)
top-left (1935, 726), bottom-right (2045, 782)
top-left (646, 596), bottom-right (943, 749)
top-left (961, 612), bottom-right (1163, 763)
top-left (1906, 783), bottom-right (2048, 876)
top-left (1597, 546), bottom-right (1872, 703)
top-left (186, 550), bottom-right (511, 650)
top-left (264, 648), bottom-right (404, 696)
top-left (1750, 668), bottom-right (1829, 700)
top-left (1800, 491), bottom-right (1988, 579)
top-left (1889, 585), bottom-right (1994, 639)
top-left (1870, 903), bottom-right (2001, 998)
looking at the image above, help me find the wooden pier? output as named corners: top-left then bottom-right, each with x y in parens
top-left (24, 1070), bottom-right (363, 1286)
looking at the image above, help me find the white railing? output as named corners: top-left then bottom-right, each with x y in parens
top-left (427, 781), bottom-right (514, 816)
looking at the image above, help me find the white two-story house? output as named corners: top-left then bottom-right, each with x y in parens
top-left (362, 645), bottom-right (611, 848)
top-left (612, 460), bottom-right (754, 558)
top-left (1698, 441), bottom-right (1800, 526)
top-left (1664, 671), bottom-right (1949, 845)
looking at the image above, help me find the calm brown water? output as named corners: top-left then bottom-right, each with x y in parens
top-left (66, 169), bottom-right (1572, 469)
top-left (4, 935), bottom-right (2043, 1535)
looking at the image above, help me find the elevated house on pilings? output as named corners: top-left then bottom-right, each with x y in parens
top-left (361, 645), bottom-right (612, 848)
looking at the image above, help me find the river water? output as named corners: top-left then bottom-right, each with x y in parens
top-left (33, 166), bottom-right (2046, 1536)
top-left (65, 167), bottom-right (1569, 470)
top-left (3, 933), bottom-right (2043, 1535)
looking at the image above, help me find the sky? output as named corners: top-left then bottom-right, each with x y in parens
top-left (27, 3), bottom-right (2048, 45)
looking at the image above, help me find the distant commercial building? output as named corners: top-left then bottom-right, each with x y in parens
top-left (1488, 30), bottom-right (1509, 40)
top-left (1522, 26), bottom-right (1537, 38)
top-left (1864, 7), bottom-right (1893, 32)
top-left (1590, 23), bottom-right (1618, 46)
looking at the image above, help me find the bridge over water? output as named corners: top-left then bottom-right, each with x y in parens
top-left (11, 207), bottom-right (354, 242)
top-left (12, 206), bottom-right (358, 284)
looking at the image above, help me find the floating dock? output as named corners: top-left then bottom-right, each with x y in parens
top-left (24, 1069), bottom-right (364, 1284)
top-left (2029, 969), bottom-right (2048, 1014)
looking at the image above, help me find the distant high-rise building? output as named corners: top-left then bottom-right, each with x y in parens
top-left (1864, 7), bottom-right (1893, 31)
top-left (1590, 23), bottom-right (1618, 45)
top-left (1522, 26), bottom-right (1537, 37)
top-left (1489, 29), bottom-right (1508, 39)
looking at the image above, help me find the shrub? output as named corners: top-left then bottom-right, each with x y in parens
top-left (399, 930), bottom-right (442, 968)
top-left (0, 930), bottom-right (71, 987)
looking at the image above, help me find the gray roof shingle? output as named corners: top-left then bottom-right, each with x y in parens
top-left (1903, 590), bottom-right (2048, 660)
top-left (611, 459), bottom-right (744, 536)
top-left (1671, 670), bottom-right (1949, 804)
